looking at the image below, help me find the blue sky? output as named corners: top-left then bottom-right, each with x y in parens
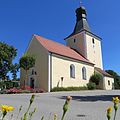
top-left (0, 0), bottom-right (120, 76)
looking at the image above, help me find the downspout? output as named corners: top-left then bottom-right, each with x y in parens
top-left (48, 52), bottom-right (52, 92)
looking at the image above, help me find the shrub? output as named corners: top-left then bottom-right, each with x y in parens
top-left (21, 85), bottom-right (32, 90)
top-left (0, 94), bottom-right (72, 120)
top-left (51, 86), bottom-right (88, 92)
top-left (0, 89), bottom-right (7, 94)
top-left (5, 88), bottom-right (21, 94)
top-left (0, 86), bottom-right (46, 94)
top-left (90, 73), bottom-right (103, 85)
top-left (87, 82), bottom-right (96, 90)
top-left (5, 81), bottom-right (14, 89)
top-left (13, 81), bottom-right (20, 88)
top-left (21, 89), bottom-right (32, 93)
top-left (0, 81), bottom-right (20, 90)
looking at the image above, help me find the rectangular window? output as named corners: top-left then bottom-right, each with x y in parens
top-left (108, 80), bottom-right (110, 86)
top-left (92, 38), bottom-right (95, 44)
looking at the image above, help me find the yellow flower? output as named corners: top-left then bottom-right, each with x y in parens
top-left (112, 97), bottom-right (120, 104)
top-left (66, 96), bottom-right (72, 102)
top-left (1, 105), bottom-right (14, 112)
top-left (107, 107), bottom-right (112, 113)
top-left (8, 106), bottom-right (14, 111)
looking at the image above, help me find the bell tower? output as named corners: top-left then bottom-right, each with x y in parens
top-left (65, 4), bottom-right (103, 69)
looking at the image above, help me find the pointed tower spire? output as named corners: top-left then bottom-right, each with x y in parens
top-left (72, 3), bottom-right (90, 35)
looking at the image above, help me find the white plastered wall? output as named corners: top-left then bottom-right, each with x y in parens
top-left (103, 76), bottom-right (114, 90)
top-left (51, 54), bottom-right (94, 88)
top-left (86, 34), bottom-right (103, 69)
top-left (66, 32), bottom-right (87, 58)
top-left (20, 37), bottom-right (49, 91)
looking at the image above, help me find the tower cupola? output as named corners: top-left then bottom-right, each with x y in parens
top-left (76, 6), bottom-right (87, 21)
top-left (73, 5), bottom-right (90, 35)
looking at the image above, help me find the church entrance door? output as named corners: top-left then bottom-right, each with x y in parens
top-left (30, 78), bottom-right (34, 89)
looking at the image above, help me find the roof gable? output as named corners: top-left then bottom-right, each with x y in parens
top-left (33, 34), bottom-right (94, 65)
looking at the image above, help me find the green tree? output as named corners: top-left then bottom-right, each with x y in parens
top-left (10, 63), bottom-right (19, 80)
top-left (19, 53), bottom-right (35, 88)
top-left (90, 73), bottom-right (103, 85)
top-left (0, 42), bottom-right (17, 80)
top-left (105, 70), bottom-right (120, 89)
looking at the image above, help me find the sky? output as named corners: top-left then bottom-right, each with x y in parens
top-left (0, 0), bottom-right (120, 76)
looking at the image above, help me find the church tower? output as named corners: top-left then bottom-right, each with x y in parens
top-left (65, 5), bottom-right (103, 69)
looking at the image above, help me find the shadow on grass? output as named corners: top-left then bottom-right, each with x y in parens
top-left (59, 95), bottom-right (120, 102)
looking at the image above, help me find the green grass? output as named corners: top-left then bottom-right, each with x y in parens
top-left (51, 86), bottom-right (88, 92)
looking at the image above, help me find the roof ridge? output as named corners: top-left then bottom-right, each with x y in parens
top-left (33, 34), bottom-right (70, 48)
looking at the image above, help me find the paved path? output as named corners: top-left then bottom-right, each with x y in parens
top-left (0, 90), bottom-right (120, 120)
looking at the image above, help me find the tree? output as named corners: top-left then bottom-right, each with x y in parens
top-left (0, 42), bottom-right (17, 80)
top-left (19, 53), bottom-right (35, 88)
top-left (10, 63), bottom-right (19, 80)
top-left (105, 70), bottom-right (120, 89)
top-left (90, 73), bottom-right (103, 85)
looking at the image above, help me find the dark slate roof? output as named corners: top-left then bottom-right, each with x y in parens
top-left (64, 29), bottom-right (102, 40)
top-left (64, 6), bottom-right (101, 40)
top-left (73, 6), bottom-right (90, 35)
top-left (73, 19), bottom-right (90, 34)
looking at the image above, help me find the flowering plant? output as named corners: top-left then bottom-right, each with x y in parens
top-left (0, 95), bottom-right (72, 120)
top-left (112, 97), bottom-right (120, 120)
top-left (107, 96), bottom-right (120, 120)
top-left (0, 105), bottom-right (14, 120)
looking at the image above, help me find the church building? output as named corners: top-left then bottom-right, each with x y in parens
top-left (20, 5), bottom-right (114, 92)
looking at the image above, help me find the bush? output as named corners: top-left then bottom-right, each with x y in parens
top-left (5, 81), bottom-right (14, 89)
top-left (21, 85), bottom-right (33, 90)
top-left (0, 81), bottom-right (20, 90)
top-left (13, 81), bottom-right (20, 88)
top-left (90, 73), bottom-right (103, 85)
top-left (5, 88), bottom-right (21, 94)
top-left (87, 82), bottom-right (96, 90)
top-left (0, 85), bottom-right (46, 94)
top-left (51, 86), bottom-right (88, 92)
top-left (21, 89), bottom-right (32, 93)
top-left (0, 89), bottom-right (7, 94)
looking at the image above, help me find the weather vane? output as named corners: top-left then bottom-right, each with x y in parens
top-left (80, 0), bottom-right (82, 6)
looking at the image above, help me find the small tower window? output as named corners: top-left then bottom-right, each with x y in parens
top-left (74, 39), bottom-right (76, 43)
top-left (92, 38), bottom-right (95, 44)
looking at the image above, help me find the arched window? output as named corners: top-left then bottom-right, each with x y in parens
top-left (70, 64), bottom-right (75, 78)
top-left (82, 67), bottom-right (86, 80)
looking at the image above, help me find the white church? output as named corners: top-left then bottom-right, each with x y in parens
top-left (20, 5), bottom-right (114, 92)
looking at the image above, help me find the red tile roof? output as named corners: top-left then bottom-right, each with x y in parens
top-left (95, 67), bottom-right (112, 77)
top-left (33, 34), bottom-right (94, 65)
